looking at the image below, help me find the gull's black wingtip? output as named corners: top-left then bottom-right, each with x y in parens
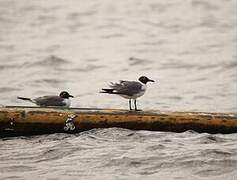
top-left (100, 88), bottom-right (115, 94)
top-left (17, 97), bottom-right (31, 101)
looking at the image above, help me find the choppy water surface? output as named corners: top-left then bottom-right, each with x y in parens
top-left (1, 129), bottom-right (237, 180)
top-left (0, 0), bottom-right (237, 179)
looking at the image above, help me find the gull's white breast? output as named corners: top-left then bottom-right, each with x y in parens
top-left (63, 99), bottom-right (71, 107)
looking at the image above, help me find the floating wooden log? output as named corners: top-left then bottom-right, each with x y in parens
top-left (0, 106), bottom-right (237, 137)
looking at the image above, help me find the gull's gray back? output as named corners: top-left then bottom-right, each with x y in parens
top-left (34, 96), bottom-right (66, 106)
top-left (110, 80), bottom-right (143, 96)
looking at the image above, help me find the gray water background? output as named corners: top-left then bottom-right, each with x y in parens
top-left (0, 0), bottom-right (237, 179)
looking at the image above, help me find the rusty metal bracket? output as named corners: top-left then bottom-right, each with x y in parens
top-left (63, 114), bottom-right (77, 131)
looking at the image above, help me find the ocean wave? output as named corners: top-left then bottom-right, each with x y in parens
top-left (27, 55), bottom-right (70, 68)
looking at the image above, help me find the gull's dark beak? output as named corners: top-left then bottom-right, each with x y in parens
top-left (69, 95), bottom-right (74, 98)
top-left (148, 79), bottom-right (155, 82)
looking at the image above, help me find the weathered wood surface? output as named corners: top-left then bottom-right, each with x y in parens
top-left (0, 106), bottom-right (237, 136)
